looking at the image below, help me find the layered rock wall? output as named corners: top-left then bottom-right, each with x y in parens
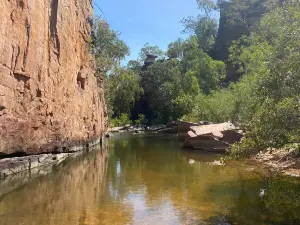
top-left (0, 0), bottom-right (107, 155)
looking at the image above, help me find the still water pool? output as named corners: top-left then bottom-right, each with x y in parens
top-left (0, 133), bottom-right (300, 225)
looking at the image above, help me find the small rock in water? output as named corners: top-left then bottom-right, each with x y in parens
top-left (246, 167), bottom-right (255, 172)
top-left (189, 159), bottom-right (195, 164)
top-left (259, 189), bottom-right (265, 198)
top-left (209, 160), bottom-right (225, 166)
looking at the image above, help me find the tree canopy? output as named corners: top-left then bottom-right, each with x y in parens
top-left (92, 17), bottom-right (129, 73)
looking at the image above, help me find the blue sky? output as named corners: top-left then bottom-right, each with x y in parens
top-left (93, 0), bottom-right (200, 63)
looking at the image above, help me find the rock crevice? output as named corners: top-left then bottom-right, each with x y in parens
top-left (49, 0), bottom-right (60, 60)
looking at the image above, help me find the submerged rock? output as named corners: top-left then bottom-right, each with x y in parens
top-left (157, 127), bottom-right (178, 133)
top-left (109, 127), bottom-right (125, 132)
top-left (0, 153), bottom-right (70, 178)
top-left (189, 159), bottom-right (195, 164)
top-left (147, 124), bottom-right (166, 131)
top-left (156, 121), bottom-right (178, 133)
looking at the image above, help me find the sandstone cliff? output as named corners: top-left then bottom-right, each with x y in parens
top-left (212, 1), bottom-right (266, 82)
top-left (0, 0), bottom-right (107, 155)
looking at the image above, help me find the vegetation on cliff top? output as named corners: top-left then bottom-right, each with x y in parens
top-left (92, 0), bottom-right (300, 159)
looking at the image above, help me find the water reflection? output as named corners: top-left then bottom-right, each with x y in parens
top-left (0, 146), bottom-right (133, 225)
top-left (0, 133), bottom-right (300, 225)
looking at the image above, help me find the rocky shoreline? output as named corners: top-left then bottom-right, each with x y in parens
top-left (176, 121), bottom-right (300, 178)
top-left (0, 144), bottom-right (108, 199)
top-left (0, 137), bottom-right (104, 178)
top-left (251, 149), bottom-right (300, 177)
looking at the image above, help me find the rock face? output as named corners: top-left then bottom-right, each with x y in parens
top-left (212, 1), bottom-right (266, 82)
top-left (0, 0), bottom-right (107, 155)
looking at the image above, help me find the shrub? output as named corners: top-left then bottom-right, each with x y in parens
top-left (109, 114), bottom-right (132, 127)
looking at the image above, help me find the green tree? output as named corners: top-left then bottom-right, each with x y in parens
top-left (181, 16), bottom-right (218, 52)
top-left (173, 71), bottom-right (201, 119)
top-left (141, 59), bottom-right (181, 123)
top-left (107, 68), bottom-right (143, 118)
top-left (110, 113), bottom-right (132, 127)
top-left (228, 0), bottom-right (300, 158)
top-left (139, 43), bottom-right (165, 62)
top-left (92, 17), bottom-right (130, 73)
top-left (134, 114), bottom-right (146, 126)
top-left (224, 0), bottom-right (262, 31)
top-left (141, 58), bottom-right (200, 123)
top-left (167, 38), bottom-right (185, 59)
top-left (181, 44), bottom-right (226, 94)
top-left (127, 60), bottom-right (142, 73)
top-left (196, 0), bottom-right (218, 15)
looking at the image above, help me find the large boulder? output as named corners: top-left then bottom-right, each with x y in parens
top-left (181, 122), bottom-right (243, 152)
top-left (178, 121), bottom-right (201, 141)
top-left (190, 122), bottom-right (236, 138)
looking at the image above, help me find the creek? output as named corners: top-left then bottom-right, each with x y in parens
top-left (0, 133), bottom-right (300, 225)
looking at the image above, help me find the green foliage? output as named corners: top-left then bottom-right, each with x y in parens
top-left (92, 17), bottom-right (130, 73)
top-left (107, 68), bottom-right (143, 118)
top-left (134, 114), bottom-right (146, 126)
top-left (181, 16), bottom-right (218, 52)
top-left (181, 43), bottom-right (226, 94)
top-left (137, 35), bottom-right (226, 124)
top-left (227, 0), bottom-right (300, 158)
top-left (196, 0), bottom-right (218, 15)
top-left (91, 17), bottom-right (134, 127)
top-left (179, 4), bottom-right (300, 156)
top-left (168, 36), bottom-right (199, 59)
top-left (180, 74), bottom-right (256, 124)
top-left (127, 35), bottom-right (224, 124)
top-left (167, 38), bottom-right (185, 59)
top-left (225, 0), bottom-right (261, 30)
top-left (110, 114), bottom-right (132, 127)
top-left (142, 59), bottom-right (184, 123)
top-left (139, 43), bottom-right (165, 62)
top-left (127, 60), bottom-right (142, 73)
top-left (262, 177), bottom-right (300, 221)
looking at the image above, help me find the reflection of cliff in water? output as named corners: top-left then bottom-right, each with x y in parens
top-left (0, 145), bottom-right (132, 225)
